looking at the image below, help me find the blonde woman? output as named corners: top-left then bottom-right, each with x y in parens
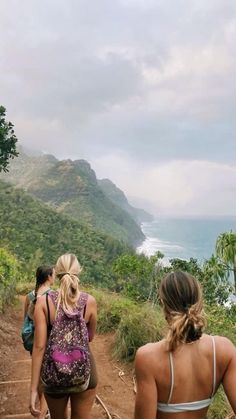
top-left (134, 271), bottom-right (236, 419)
top-left (29, 254), bottom-right (97, 419)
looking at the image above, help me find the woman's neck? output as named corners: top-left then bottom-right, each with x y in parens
top-left (38, 281), bottom-right (51, 292)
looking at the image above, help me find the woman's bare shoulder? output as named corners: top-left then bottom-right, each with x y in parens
top-left (86, 293), bottom-right (96, 305)
top-left (135, 340), bottom-right (166, 376)
top-left (203, 334), bottom-right (236, 361)
top-left (203, 333), bottom-right (234, 347)
top-left (136, 340), bottom-right (166, 360)
top-left (214, 335), bottom-right (236, 354)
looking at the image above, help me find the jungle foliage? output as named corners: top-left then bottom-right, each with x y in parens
top-left (0, 106), bottom-right (19, 172)
top-left (0, 180), bottom-right (130, 284)
top-left (0, 247), bottom-right (19, 311)
top-left (112, 247), bottom-right (235, 306)
top-left (1, 151), bottom-right (145, 246)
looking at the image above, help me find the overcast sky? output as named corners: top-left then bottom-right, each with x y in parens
top-left (1, 0), bottom-right (236, 216)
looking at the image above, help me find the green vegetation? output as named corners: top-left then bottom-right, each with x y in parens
top-left (0, 180), bottom-right (129, 284)
top-left (112, 251), bottom-right (234, 306)
top-left (206, 303), bottom-right (236, 341)
top-left (0, 106), bottom-right (18, 172)
top-left (1, 151), bottom-right (145, 246)
top-left (112, 251), bottom-right (164, 301)
top-left (0, 247), bottom-right (19, 311)
top-left (207, 387), bottom-right (233, 419)
top-left (86, 286), bottom-right (138, 334)
top-left (0, 169), bottom-right (234, 418)
top-left (113, 303), bottom-right (164, 360)
top-left (11, 231), bottom-right (236, 419)
top-left (98, 178), bottom-right (153, 224)
top-left (216, 231), bottom-right (236, 294)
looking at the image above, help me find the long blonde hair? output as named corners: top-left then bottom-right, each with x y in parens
top-left (55, 253), bottom-right (82, 314)
top-left (159, 271), bottom-right (205, 352)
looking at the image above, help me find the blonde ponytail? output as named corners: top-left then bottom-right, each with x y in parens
top-left (166, 301), bottom-right (205, 351)
top-left (55, 254), bottom-right (82, 314)
top-left (159, 272), bottom-right (206, 351)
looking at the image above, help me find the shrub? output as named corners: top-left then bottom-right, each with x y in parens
top-left (205, 304), bottom-right (236, 344)
top-left (84, 286), bottom-right (137, 333)
top-left (0, 247), bottom-right (19, 311)
top-left (15, 281), bottom-right (35, 295)
top-left (113, 303), bottom-right (165, 361)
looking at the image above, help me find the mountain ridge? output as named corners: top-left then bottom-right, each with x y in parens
top-left (1, 147), bottom-right (148, 246)
top-left (0, 180), bottom-right (129, 285)
top-left (98, 178), bottom-right (154, 224)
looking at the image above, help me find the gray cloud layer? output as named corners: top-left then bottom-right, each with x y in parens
top-left (1, 0), bottom-right (236, 214)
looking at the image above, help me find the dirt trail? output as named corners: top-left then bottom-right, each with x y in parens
top-left (0, 301), bottom-right (135, 419)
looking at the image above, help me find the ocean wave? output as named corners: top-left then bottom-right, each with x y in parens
top-left (137, 236), bottom-right (184, 257)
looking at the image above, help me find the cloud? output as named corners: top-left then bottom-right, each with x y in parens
top-left (141, 160), bottom-right (236, 216)
top-left (92, 154), bottom-right (236, 216)
top-left (0, 0), bottom-right (236, 214)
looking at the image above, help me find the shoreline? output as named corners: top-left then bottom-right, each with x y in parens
top-left (135, 217), bottom-right (236, 262)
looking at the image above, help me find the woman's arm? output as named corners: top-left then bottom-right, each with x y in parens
top-left (222, 338), bottom-right (236, 413)
top-left (30, 298), bottom-right (47, 416)
top-left (86, 295), bottom-right (97, 342)
top-left (134, 346), bottom-right (158, 419)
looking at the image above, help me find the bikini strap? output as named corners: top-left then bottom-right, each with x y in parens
top-left (167, 352), bottom-right (174, 404)
top-left (166, 338), bottom-right (216, 405)
top-left (211, 336), bottom-right (216, 397)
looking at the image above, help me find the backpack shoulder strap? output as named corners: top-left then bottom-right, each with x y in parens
top-left (45, 293), bottom-right (51, 327)
top-left (27, 291), bottom-right (35, 302)
top-left (48, 290), bottom-right (58, 307)
top-left (45, 293), bottom-right (53, 336)
top-left (77, 292), bottom-right (88, 312)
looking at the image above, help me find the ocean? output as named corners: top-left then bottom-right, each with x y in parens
top-left (137, 217), bottom-right (236, 264)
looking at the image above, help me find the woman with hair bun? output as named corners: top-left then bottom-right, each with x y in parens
top-left (134, 271), bottom-right (236, 418)
top-left (29, 253), bottom-right (97, 419)
top-left (23, 265), bottom-right (54, 419)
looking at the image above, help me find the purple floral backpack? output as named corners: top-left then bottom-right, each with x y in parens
top-left (41, 290), bottom-right (91, 388)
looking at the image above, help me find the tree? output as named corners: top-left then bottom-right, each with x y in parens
top-left (202, 255), bottom-right (232, 305)
top-left (168, 257), bottom-right (202, 277)
top-left (215, 231), bottom-right (236, 294)
top-left (166, 256), bottom-right (232, 305)
top-left (0, 106), bottom-right (19, 172)
top-left (112, 251), bottom-right (164, 302)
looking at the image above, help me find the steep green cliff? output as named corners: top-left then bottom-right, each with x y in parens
top-left (0, 180), bottom-right (129, 285)
top-left (1, 150), bottom-right (145, 246)
top-left (98, 178), bottom-right (154, 224)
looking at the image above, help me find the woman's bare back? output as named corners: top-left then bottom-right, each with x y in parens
top-left (135, 334), bottom-right (236, 419)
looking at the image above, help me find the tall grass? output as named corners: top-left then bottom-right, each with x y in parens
top-left (113, 303), bottom-right (165, 360)
top-left (84, 286), bottom-right (138, 333)
top-left (208, 387), bottom-right (233, 419)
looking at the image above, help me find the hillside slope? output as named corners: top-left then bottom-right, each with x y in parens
top-left (98, 178), bottom-right (154, 224)
top-left (1, 150), bottom-right (144, 246)
top-left (0, 181), bottom-right (129, 285)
